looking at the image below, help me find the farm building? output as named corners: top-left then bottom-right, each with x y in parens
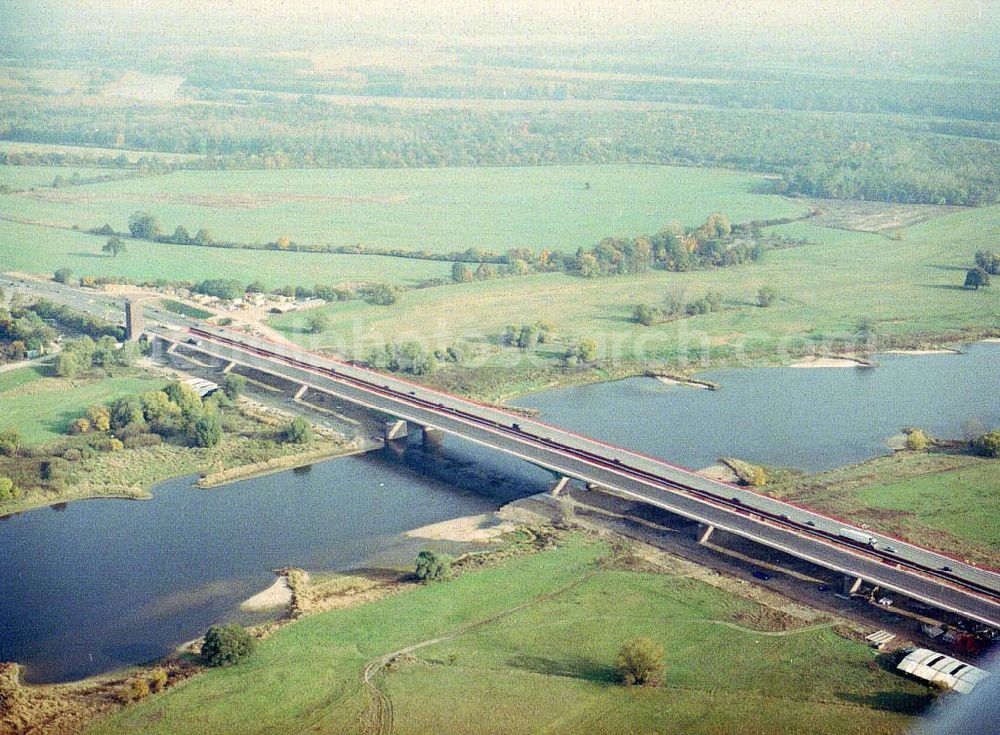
top-left (896, 648), bottom-right (990, 694)
top-left (182, 377), bottom-right (219, 398)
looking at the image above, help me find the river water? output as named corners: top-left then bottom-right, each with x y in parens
top-left (1, 343), bottom-right (997, 682)
top-left (515, 343), bottom-right (1000, 473)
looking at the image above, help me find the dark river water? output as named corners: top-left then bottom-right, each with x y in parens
top-left (2, 343), bottom-right (998, 682)
top-left (515, 343), bottom-right (1000, 473)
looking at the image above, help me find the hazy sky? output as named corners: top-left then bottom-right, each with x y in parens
top-left (5, 0), bottom-right (997, 37)
top-left (2, 0), bottom-right (998, 66)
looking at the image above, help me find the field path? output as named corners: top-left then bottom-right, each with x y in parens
top-left (359, 564), bottom-right (606, 735)
top-left (358, 573), bottom-right (835, 734)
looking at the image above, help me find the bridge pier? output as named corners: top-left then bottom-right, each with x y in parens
top-left (550, 477), bottom-right (571, 497)
top-left (696, 523), bottom-right (715, 545)
top-left (843, 575), bottom-right (864, 596)
top-left (293, 384), bottom-right (308, 400)
top-left (384, 419), bottom-right (409, 442)
top-left (422, 426), bottom-right (443, 447)
top-left (165, 341), bottom-right (178, 355)
top-left (222, 361), bottom-right (236, 374)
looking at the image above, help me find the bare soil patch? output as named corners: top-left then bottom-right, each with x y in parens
top-left (806, 198), bottom-right (963, 233)
top-left (405, 513), bottom-right (516, 543)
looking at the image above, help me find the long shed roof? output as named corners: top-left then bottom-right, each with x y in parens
top-left (897, 648), bottom-right (990, 694)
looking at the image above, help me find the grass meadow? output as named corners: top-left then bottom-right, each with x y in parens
top-left (854, 459), bottom-right (1000, 559)
top-left (0, 365), bottom-right (163, 445)
top-left (0, 219), bottom-right (450, 288)
top-left (86, 535), bottom-right (928, 735)
top-left (270, 204), bottom-right (1000, 363)
top-left (0, 164), bottom-right (805, 254)
top-left (0, 165), bottom-right (125, 190)
top-left (767, 451), bottom-right (1000, 568)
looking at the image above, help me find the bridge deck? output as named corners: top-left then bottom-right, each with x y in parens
top-left (156, 324), bottom-right (1000, 628)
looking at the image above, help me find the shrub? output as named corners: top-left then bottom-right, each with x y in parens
top-left (222, 373), bottom-right (246, 400)
top-left (148, 668), bottom-right (168, 693)
top-left (190, 414), bottom-right (222, 448)
top-left (964, 267), bottom-right (990, 290)
top-left (86, 405), bottom-right (111, 432)
top-left (120, 677), bottom-right (150, 703)
top-left (283, 417), bottom-right (313, 444)
top-left (55, 351), bottom-right (82, 378)
top-left (746, 465), bottom-right (769, 486)
top-left (973, 430), bottom-right (1000, 458)
top-left (0, 477), bottom-right (19, 501)
top-left (757, 285), bottom-right (778, 307)
top-left (201, 624), bottom-right (256, 667)
top-left (128, 211), bottom-right (162, 240)
top-left (615, 637), bottom-right (664, 686)
top-left (0, 428), bottom-right (20, 457)
top-left (123, 433), bottom-right (163, 449)
top-left (905, 429), bottom-right (932, 451)
top-left (68, 418), bottom-right (91, 435)
top-left (92, 437), bottom-right (124, 452)
top-left (116, 421), bottom-right (149, 442)
top-left (564, 338), bottom-right (598, 365)
top-left (53, 267), bottom-right (73, 284)
top-left (62, 447), bottom-right (83, 462)
top-left (109, 395), bottom-right (145, 430)
top-left (367, 283), bottom-right (399, 305)
top-left (306, 313), bottom-right (329, 334)
top-left (634, 303), bottom-right (659, 326)
top-left (722, 457), bottom-right (767, 486)
top-left (415, 550), bottom-right (452, 582)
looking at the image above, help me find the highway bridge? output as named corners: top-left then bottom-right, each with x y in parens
top-left (4, 274), bottom-right (998, 627)
top-left (152, 322), bottom-right (1000, 628)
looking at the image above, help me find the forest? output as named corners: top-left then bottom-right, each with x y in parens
top-left (2, 35), bottom-right (999, 207)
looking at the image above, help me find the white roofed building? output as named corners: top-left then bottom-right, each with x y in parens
top-left (896, 648), bottom-right (990, 694)
top-left (182, 377), bottom-right (219, 398)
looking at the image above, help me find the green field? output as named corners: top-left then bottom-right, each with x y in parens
top-left (87, 536), bottom-right (927, 735)
top-left (0, 165), bottom-right (125, 190)
top-left (0, 365), bottom-right (162, 444)
top-left (270, 204), bottom-right (1000, 364)
top-left (767, 452), bottom-right (1000, 567)
top-left (0, 219), bottom-right (449, 288)
top-left (0, 164), bottom-right (806, 254)
top-left (855, 461), bottom-right (1000, 556)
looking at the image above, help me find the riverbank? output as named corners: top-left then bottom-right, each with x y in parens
top-left (196, 440), bottom-right (379, 488)
top-left (417, 332), bottom-right (999, 404)
top-left (0, 399), bottom-right (374, 518)
top-left (80, 527), bottom-right (928, 735)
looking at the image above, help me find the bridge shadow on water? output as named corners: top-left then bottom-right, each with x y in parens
top-left (364, 431), bottom-right (554, 507)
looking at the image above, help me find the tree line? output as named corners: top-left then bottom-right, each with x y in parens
top-left (5, 88), bottom-right (999, 206)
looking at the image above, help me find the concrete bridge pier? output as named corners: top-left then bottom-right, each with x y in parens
top-left (696, 523), bottom-right (716, 545)
top-left (421, 426), bottom-right (444, 448)
top-left (293, 384), bottom-right (308, 400)
top-left (222, 361), bottom-right (236, 374)
top-left (842, 575), bottom-right (864, 596)
top-left (550, 477), bottom-right (571, 497)
top-left (384, 419), bottom-right (410, 442)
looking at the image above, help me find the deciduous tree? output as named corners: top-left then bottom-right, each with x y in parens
top-left (615, 637), bottom-right (664, 686)
top-left (201, 624), bottom-right (256, 667)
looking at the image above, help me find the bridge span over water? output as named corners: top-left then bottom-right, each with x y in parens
top-left (153, 323), bottom-right (1000, 628)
